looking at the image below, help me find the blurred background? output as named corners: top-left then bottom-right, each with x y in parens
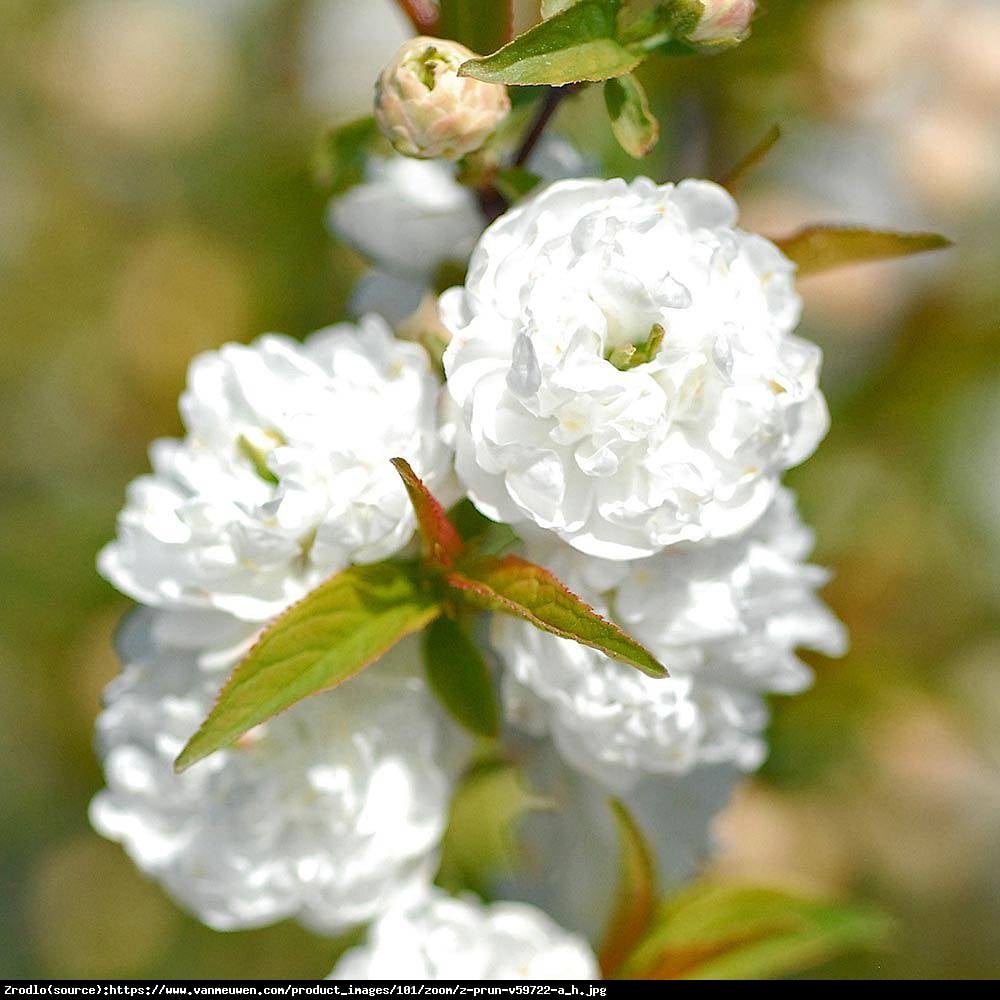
top-left (1, 0), bottom-right (998, 979)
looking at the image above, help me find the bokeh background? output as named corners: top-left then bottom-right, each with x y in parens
top-left (1, 0), bottom-right (998, 980)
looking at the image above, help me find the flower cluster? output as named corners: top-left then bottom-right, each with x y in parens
top-left (93, 317), bottom-right (461, 934)
top-left (92, 11), bottom-right (853, 974)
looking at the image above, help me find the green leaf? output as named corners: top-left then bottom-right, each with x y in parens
top-left (436, 757), bottom-right (551, 894)
top-left (391, 457), bottom-right (465, 568)
top-left (447, 499), bottom-right (519, 557)
top-left (775, 225), bottom-right (952, 276)
top-left (236, 433), bottom-right (281, 485)
top-left (175, 561), bottom-right (440, 771)
top-left (604, 73), bottom-right (659, 158)
top-left (619, 883), bottom-right (895, 980)
top-left (422, 615), bottom-right (499, 738)
top-left (493, 166), bottom-right (543, 204)
top-left (438, 0), bottom-right (513, 55)
top-left (599, 800), bottom-right (658, 977)
top-left (719, 124), bottom-right (781, 191)
top-left (445, 553), bottom-right (667, 677)
top-left (314, 117), bottom-right (383, 195)
top-left (459, 0), bottom-right (642, 86)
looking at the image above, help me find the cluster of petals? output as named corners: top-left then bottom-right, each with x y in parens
top-left (98, 316), bottom-right (453, 622)
top-left (442, 177), bottom-right (829, 560)
top-left (91, 611), bottom-right (453, 933)
top-left (494, 490), bottom-right (847, 790)
top-left (328, 888), bottom-right (599, 979)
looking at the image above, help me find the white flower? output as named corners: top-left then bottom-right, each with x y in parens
top-left (98, 316), bottom-right (453, 622)
top-left (329, 139), bottom-right (595, 324)
top-left (374, 37), bottom-right (510, 161)
top-left (494, 489), bottom-right (847, 791)
top-left (328, 889), bottom-right (599, 980)
top-left (442, 177), bottom-right (830, 560)
top-left (500, 738), bottom-right (744, 939)
top-left (90, 608), bottom-right (453, 934)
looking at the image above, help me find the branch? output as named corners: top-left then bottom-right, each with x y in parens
top-left (513, 83), bottom-right (581, 167)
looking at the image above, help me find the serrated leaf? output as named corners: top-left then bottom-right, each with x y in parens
top-left (436, 757), bottom-right (551, 894)
top-left (620, 883), bottom-right (895, 980)
top-left (391, 457), bottom-right (464, 568)
top-left (315, 117), bottom-right (382, 195)
top-left (493, 165), bottom-right (543, 204)
top-left (175, 561), bottom-right (440, 771)
top-left (447, 499), bottom-right (519, 556)
top-left (422, 615), bottom-right (499, 738)
top-left (776, 225), bottom-right (952, 276)
top-left (445, 553), bottom-right (667, 677)
top-left (604, 73), bottom-right (659, 158)
top-left (719, 124), bottom-right (781, 191)
top-left (599, 800), bottom-right (658, 977)
top-left (459, 0), bottom-right (642, 86)
top-left (438, 0), bottom-right (513, 55)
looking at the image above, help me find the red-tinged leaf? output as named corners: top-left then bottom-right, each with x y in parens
top-left (619, 883), bottom-right (895, 980)
top-left (718, 124), bottom-right (781, 191)
top-left (445, 554), bottom-right (667, 678)
top-left (775, 225), bottom-right (952, 276)
top-left (175, 560), bottom-right (440, 772)
top-left (391, 457), bottom-right (464, 568)
top-left (599, 800), bottom-right (658, 977)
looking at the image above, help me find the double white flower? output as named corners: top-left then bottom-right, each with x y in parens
top-left (98, 315), bottom-right (453, 622)
top-left (91, 611), bottom-right (452, 933)
top-left (442, 177), bottom-right (829, 560)
top-left (328, 889), bottom-right (599, 980)
top-left (495, 490), bottom-right (847, 790)
top-left (93, 320), bottom-right (459, 933)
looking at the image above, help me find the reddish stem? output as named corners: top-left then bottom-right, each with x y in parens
top-left (395, 0), bottom-right (439, 34)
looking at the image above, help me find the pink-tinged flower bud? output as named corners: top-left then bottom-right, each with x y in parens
top-left (689, 0), bottom-right (756, 47)
top-left (374, 37), bottom-right (510, 161)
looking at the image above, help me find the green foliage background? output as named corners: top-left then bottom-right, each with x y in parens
top-left (1, 0), bottom-right (998, 979)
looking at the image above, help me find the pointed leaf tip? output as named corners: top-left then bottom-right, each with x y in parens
top-left (445, 553), bottom-right (667, 678)
top-left (776, 225), bottom-right (952, 276)
top-left (391, 457), bottom-right (464, 568)
top-left (175, 560), bottom-right (440, 772)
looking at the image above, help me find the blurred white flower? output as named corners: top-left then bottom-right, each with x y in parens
top-left (499, 737), bottom-right (744, 939)
top-left (90, 610), bottom-right (453, 933)
top-left (374, 37), bottom-right (510, 161)
top-left (98, 316), bottom-right (453, 622)
top-left (495, 489), bottom-right (846, 790)
top-left (442, 177), bottom-right (829, 560)
top-left (329, 137), bottom-right (594, 324)
top-left (328, 888), bottom-right (599, 979)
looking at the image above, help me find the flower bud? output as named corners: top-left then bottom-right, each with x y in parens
top-left (688, 0), bottom-right (756, 47)
top-left (374, 37), bottom-right (510, 161)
